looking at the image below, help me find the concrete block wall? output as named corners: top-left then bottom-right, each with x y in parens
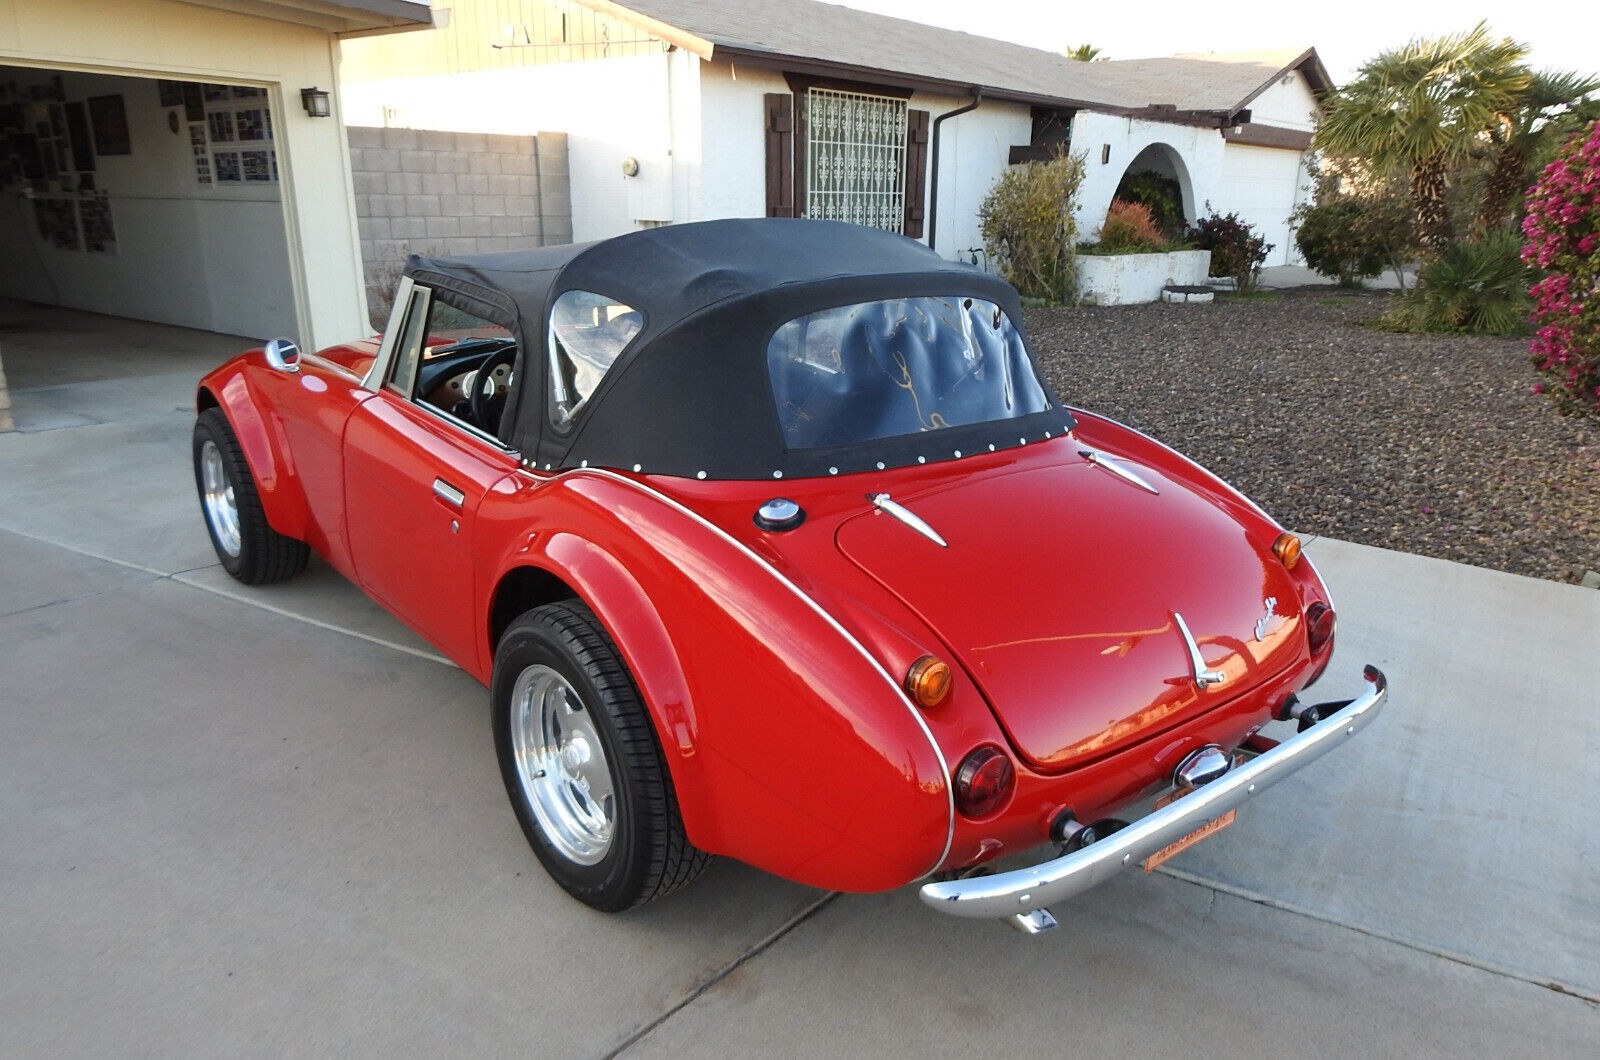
top-left (349, 127), bottom-right (571, 328)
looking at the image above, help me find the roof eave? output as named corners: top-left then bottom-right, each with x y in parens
top-left (178, 0), bottom-right (436, 35)
top-left (1229, 47), bottom-right (1334, 118)
top-left (717, 45), bottom-right (1242, 126)
top-left (570, 0), bottom-right (716, 59)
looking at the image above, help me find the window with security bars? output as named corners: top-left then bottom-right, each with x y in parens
top-left (804, 88), bottom-right (908, 232)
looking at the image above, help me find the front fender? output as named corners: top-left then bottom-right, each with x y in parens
top-left (198, 358), bottom-right (313, 542)
top-left (482, 471), bottom-right (953, 893)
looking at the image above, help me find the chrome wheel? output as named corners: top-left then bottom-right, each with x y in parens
top-left (509, 664), bottom-right (616, 865)
top-left (198, 438), bottom-right (242, 558)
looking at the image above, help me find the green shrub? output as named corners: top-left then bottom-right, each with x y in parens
top-left (979, 152), bottom-right (1086, 302)
top-left (1094, 198), bottom-right (1168, 253)
top-left (1376, 231), bottom-right (1530, 335)
top-left (1292, 193), bottom-right (1417, 288)
top-left (1187, 210), bottom-right (1274, 291)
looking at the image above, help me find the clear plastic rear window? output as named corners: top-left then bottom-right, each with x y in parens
top-left (548, 290), bottom-right (642, 428)
top-left (768, 296), bottom-right (1050, 449)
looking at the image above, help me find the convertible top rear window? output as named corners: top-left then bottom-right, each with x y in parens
top-left (548, 290), bottom-right (641, 428)
top-left (768, 297), bottom-right (1050, 450)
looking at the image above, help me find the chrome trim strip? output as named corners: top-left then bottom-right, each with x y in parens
top-left (300, 353), bottom-right (363, 384)
top-left (1072, 409), bottom-right (1269, 520)
top-left (919, 665), bottom-right (1388, 919)
top-left (432, 478), bottom-right (466, 509)
top-left (869, 493), bottom-right (948, 548)
top-left (413, 396), bottom-right (518, 453)
top-left (562, 468), bottom-right (958, 875)
top-left (1173, 611), bottom-right (1227, 689)
top-left (1078, 447), bottom-right (1159, 495)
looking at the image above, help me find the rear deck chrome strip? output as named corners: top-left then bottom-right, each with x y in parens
top-left (869, 493), bottom-right (948, 548)
top-left (1079, 447), bottom-right (1160, 495)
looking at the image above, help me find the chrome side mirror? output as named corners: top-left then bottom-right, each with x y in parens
top-left (264, 337), bottom-right (301, 373)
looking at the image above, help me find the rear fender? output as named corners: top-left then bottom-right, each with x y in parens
top-left (485, 471), bottom-right (954, 893)
top-left (197, 358), bottom-right (312, 541)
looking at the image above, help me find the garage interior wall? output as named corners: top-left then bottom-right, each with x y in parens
top-left (0, 66), bottom-right (295, 339)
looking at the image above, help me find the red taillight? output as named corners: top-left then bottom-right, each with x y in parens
top-left (953, 745), bottom-right (1015, 818)
top-left (1305, 602), bottom-right (1336, 655)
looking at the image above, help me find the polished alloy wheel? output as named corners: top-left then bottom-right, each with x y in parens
top-left (510, 664), bottom-right (616, 865)
top-left (198, 438), bottom-right (242, 558)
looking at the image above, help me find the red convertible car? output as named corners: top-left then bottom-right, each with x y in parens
top-left (192, 219), bottom-right (1385, 932)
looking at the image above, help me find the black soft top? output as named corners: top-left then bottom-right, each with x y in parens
top-left (405, 218), bottom-right (1072, 480)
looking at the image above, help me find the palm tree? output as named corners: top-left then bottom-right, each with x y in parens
top-left (1317, 22), bottom-right (1529, 254)
top-left (1064, 44), bottom-right (1104, 62)
top-left (1478, 70), bottom-right (1600, 230)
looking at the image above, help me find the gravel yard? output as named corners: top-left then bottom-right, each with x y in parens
top-left (1028, 290), bottom-right (1600, 585)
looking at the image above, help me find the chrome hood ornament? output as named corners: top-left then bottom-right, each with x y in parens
top-left (1078, 448), bottom-right (1159, 496)
top-left (1172, 612), bottom-right (1226, 690)
top-left (868, 493), bottom-right (948, 548)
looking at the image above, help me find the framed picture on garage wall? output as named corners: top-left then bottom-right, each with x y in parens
top-left (87, 95), bottom-right (131, 156)
top-left (195, 83), bottom-right (277, 187)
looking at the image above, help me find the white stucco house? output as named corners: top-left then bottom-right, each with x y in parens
top-left (341, 0), bottom-right (1329, 267)
top-left (0, 0), bottom-right (436, 349)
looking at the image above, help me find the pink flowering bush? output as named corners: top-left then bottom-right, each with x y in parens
top-left (1522, 120), bottom-right (1600, 420)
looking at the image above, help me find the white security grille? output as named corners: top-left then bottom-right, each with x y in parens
top-left (805, 88), bottom-right (908, 232)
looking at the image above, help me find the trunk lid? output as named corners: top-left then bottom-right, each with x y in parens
top-left (834, 457), bottom-right (1303, 773)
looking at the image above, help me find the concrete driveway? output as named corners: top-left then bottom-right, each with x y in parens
top-left (2, 303), bottom-right (1596, 1056)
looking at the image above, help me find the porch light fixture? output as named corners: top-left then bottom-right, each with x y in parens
top-left (300, 87), bottom-right (331, 118)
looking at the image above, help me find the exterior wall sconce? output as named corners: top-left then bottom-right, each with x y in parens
top-left (620, 157), bottom-right (640, 177)
top-left (301, 87), bottom-right (332, 118)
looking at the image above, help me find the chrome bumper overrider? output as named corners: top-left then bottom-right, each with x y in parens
top-left (919, 665), bottom-right (1388, 921)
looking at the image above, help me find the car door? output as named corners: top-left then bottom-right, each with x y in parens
top-left (343, 282), bottom-right (520, 670)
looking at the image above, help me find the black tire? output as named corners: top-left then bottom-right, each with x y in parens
top-left (192, 407), bottom-right (310, 584)
top-left (492, 600), bottom-right (710, 911)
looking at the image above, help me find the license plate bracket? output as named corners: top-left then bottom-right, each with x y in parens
top-left (1142, 808), bottom-right (1237, 872)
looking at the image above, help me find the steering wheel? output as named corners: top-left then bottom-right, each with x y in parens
top-left (469, 346), bottom-right (517, 432)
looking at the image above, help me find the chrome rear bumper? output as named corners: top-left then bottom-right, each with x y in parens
top-left (919, 665), bottom-right (1388, 921)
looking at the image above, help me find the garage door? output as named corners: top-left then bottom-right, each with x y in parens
top-left (1218, 144), bottom-right (1307, 267)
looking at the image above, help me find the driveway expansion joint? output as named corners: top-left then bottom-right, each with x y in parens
top-left (1157, 866), bottom-right (1600, 1006)
top-left (0, 523), bottom-right (456, 668)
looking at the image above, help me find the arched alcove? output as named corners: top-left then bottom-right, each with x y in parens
top-left (1114, 142), bottom-right (1196, 234)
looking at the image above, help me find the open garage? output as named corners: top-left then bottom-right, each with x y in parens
top-left (0, 0), bottom-right (433, 431)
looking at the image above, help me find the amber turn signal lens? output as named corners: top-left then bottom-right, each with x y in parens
top-left (905, 655), bottom-right (951, 708)
top-left (1273, 532), bottom-right (1302, 570)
